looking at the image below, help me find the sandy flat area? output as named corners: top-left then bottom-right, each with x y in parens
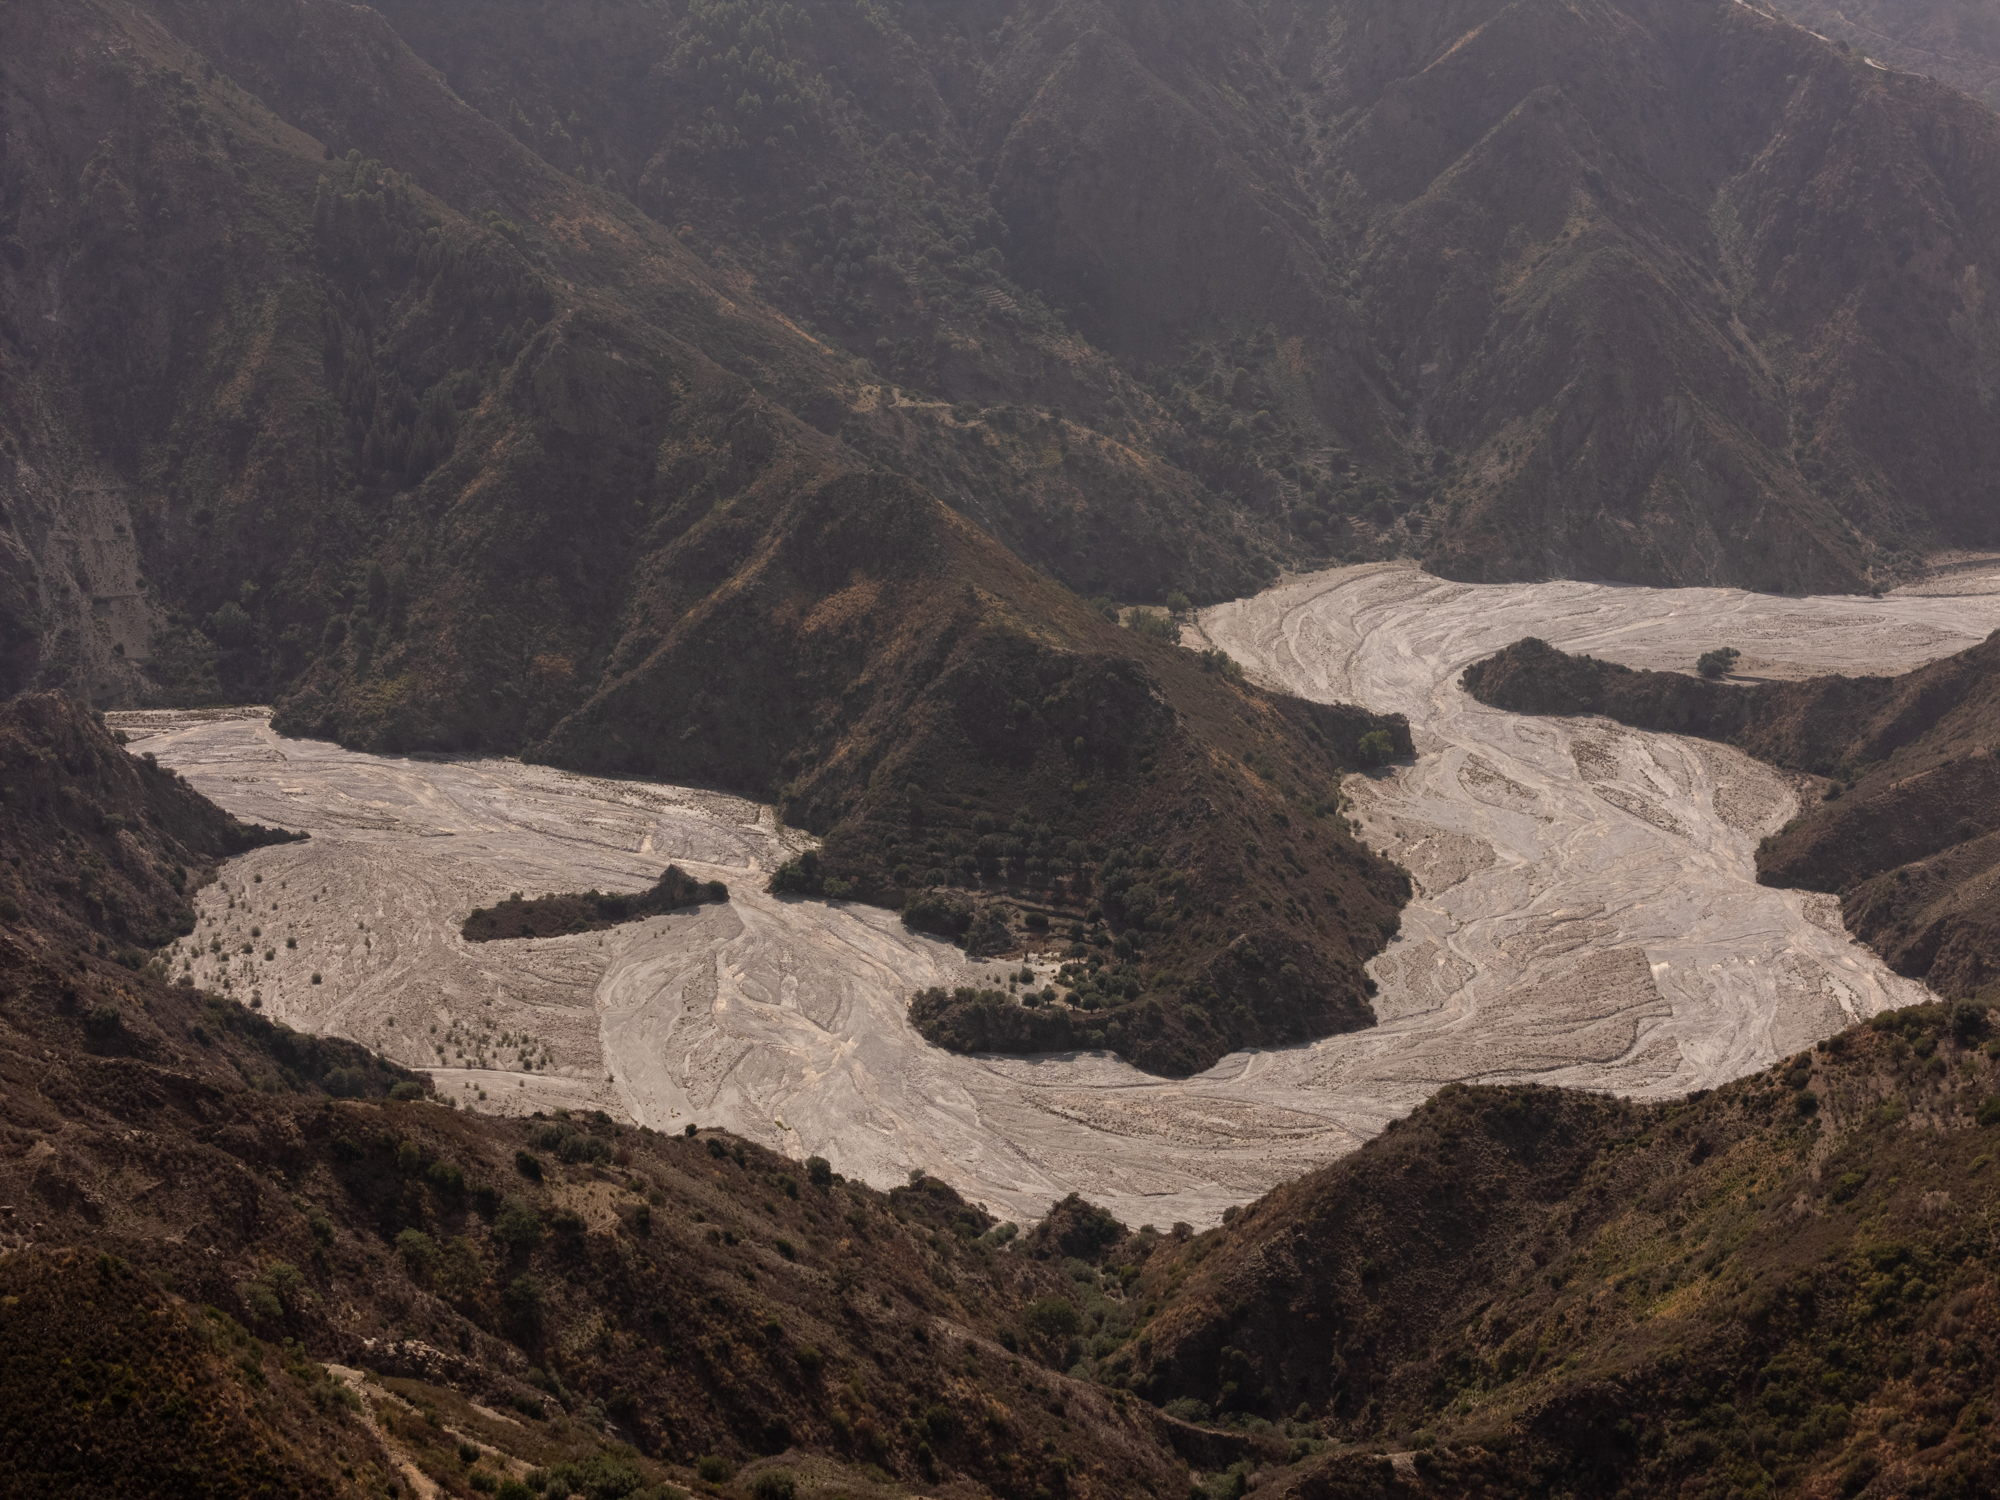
top-left (111, 562), bottom-right (2000, 1226)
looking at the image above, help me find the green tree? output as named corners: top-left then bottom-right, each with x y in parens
top-left (1697, 646), bottom-right (1740, 679)
top-left (1357, 729), bottom-right (1397, 766)
top-left (396, 1228), bottom-right (437, 1280)
top-left (494, 1196), bottom-right (544, 1252)
top-left (1024, 1295), bottom-right (1079, 1341)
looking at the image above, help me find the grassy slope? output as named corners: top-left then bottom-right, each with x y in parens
top-left (1121, 1006), bottom-right (2000, 1498)
top-left (1461, 635), bottom-right (2000, 1000)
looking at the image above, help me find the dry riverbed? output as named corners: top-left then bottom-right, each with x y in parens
top-left (112, 562), bottom-right (2000, 1226)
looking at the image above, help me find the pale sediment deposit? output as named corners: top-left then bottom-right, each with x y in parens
top-left (113, 562), bottom-right (2000, 1226)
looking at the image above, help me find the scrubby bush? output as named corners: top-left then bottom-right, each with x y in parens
top-left (697, 1456), bottom-right (734, 1482)
top-left (1024, 1295), bottom-right (1080, 1341)
top-left (1126, 607), bottom-right (1181, 644)
top-left (530, 1122), bottom-right (613, 1165)
top-left (1697, 646), bottom-right (1740, 678)
top-left (494, 1196), bottom-right (544, 1251)
top-left (1356, 729), bottom-right (1397, 766)
top-left (1198, 647), bottom-right (1245, 680)
top-left (396, 1228), bottom-right (437, 1279)
top-left (503, 1274), bottom-right (545, 1329)
top-left (903, 892), bottom-right (974, 937)
top-left (806, 1155), bottom-right (833, 1188)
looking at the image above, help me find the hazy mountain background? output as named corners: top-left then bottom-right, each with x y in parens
top-left (1769, 0), bottom-right (2000, 107)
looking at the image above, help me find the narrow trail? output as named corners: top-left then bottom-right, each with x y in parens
top-left (110, 561), bottom-right (2000, 1226)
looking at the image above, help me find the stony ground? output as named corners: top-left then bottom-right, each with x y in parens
top-left (111, 563), bottom-right (2000, 1228)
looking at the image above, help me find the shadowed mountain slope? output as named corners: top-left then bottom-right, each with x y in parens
top-left (10, 0), bottom-right (2000, 752)
top-left (2, 0), bottom-right (1420, 1072)
top-left (1120, 1007), bottom-right (2000, 1497)
top-left (369, 0), bottom-right (2000, 591)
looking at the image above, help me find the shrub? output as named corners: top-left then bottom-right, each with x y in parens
top-left (795, 1344), bottom-right (823, 1374)
top-left (806, 1155), bottom-right (833, 1188)
top-left (1356, 729), bottom-right (1397, 766)
top-left (389, 1080), bottom-right (425, 1101)
top-left (1697, 646), bottom-right (1741, 679)
top-left (396, 1228), bottom-right (437, 1279)
top-left (503, 1274), bottom-right (545, 1328)
top-left (458, 1440), bottom-right (482, 1463)
top-left (1024, 1296), bottom-right (1080, 1341)
top-left (1978, 1097), bottom-right (2000, 1128)
top-left (1126, 607), bottom-right (1181, 644)
top-left (427, 1160), bottom-right (466, 1197)
top-left (697, 1456), bottom-right (734, 1482)
top-left (496, 1482), bottom-right (536, 1500)
top-left (83, 1005), bottom-right (124, 1041)
top-left (515, 1150), bottom-right (544, 1180)
top-left (904, 892), bottom-right (974, 937)
top-left (751, 1471), bottom-right (798, 1500)
top-left (684, 1122), bottom-right (699, 1137)
top-left (1198, 648), bottom-right (1244, 681)
top-left (495, 1196), bottom-right (544, 1251)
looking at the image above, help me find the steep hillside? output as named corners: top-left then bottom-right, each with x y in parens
top-left (1769, 0), bottom-right (2000, 108)
top-left (369, 0), bottom-right (2000, 591)
top-left (1118, 1002), bottom-right (2000, 1498)
top-left (10, 0), bottom-right (2000, 748)
top-left (1463, 634), bottom-right (2000, 1000)
top-left (0, 680), bottom-right (1224, 1499)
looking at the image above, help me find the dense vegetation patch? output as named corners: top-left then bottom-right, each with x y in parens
top-left (462, 866), bottom-right (728, 942)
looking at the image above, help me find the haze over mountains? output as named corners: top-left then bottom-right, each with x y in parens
top-left (8, 0), bottom-right (2000, 1496)
top-left (1770, 0), bottom-right (2000, 108)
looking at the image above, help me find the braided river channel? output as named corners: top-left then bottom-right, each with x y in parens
top-left (113, 560), bottom-right (2000, 1226)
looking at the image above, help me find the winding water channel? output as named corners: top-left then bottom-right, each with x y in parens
top-left (113, 561), bottom-right (2000, 1226)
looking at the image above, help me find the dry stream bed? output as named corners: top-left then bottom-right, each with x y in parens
top-left (112, 564), bottom-right (2000, 1226)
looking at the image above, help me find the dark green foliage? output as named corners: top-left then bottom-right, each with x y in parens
top-left (1024, 1297), bottom-right (1079, 1341)
top-left (528, 1122), bottom-right (612, 1166)
top-left (1355, 730), bottom-right (1397, 767)
top-left (1697, 646), bottom-right (1742, 679)
top-left (494, 1197), bottom-right (544, 1252)
top-left (503, 1274), bottom-right (545, 1330)
top-left (463, 866), bottom-right (724, 942)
